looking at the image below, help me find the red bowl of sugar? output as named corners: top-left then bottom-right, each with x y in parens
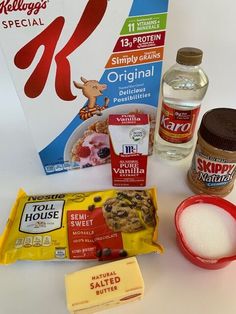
top-left (175, 195), bottom-right (236, 269)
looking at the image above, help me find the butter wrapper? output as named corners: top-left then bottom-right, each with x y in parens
top-left (65, 257), bottom-right (144, 313)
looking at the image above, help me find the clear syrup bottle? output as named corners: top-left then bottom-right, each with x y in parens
top-left (154, 47), bottom-right (209, 160)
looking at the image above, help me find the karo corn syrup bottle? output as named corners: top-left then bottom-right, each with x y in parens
top-left (154, 47), bottom-right (209, 160)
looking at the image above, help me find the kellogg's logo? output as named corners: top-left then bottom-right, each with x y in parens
top-left (0, 0), bottom-right (48, 16)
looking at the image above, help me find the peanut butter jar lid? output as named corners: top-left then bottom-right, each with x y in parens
top-left (199, 108), bottom-right (236, 151)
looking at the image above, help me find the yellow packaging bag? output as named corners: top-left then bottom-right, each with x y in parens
top-left (0, 188), bottom-right (163, 264)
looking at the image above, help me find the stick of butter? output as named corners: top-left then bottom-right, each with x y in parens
top-left (65, 257), bottom-right (144, 313)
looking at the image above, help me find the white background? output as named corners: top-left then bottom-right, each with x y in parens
top-left (0, 1), bottom-right (236, 314)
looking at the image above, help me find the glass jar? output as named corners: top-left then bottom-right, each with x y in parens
top-left (188, 108), bottom-right (236, 197)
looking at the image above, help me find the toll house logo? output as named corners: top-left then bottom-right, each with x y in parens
top-left (20, 200), bottom-right (64, 234)
top-left (0, 0), bottom-right (48, 15)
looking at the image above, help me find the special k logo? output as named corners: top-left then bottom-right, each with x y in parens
top-left (14, 0), bottom-right (108, 101)
top-left (0, 0), bottom-right (48, 15)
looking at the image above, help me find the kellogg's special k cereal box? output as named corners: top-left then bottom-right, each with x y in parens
top-left (0, 0), bottom-right (169, 174)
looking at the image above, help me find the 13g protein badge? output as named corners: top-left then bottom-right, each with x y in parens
top-left (0, 188), bottom-right (163, 264)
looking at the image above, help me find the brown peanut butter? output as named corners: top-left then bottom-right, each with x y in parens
top-left (188, 108), bottom-right (236, 197)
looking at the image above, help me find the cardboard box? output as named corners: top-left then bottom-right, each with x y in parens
top-left (0, 0), bottom-right (169, 174)
top-left (109, 113), bottom-right (149, 186)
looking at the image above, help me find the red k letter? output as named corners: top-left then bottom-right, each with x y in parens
top-left (14, 17), bottom-right (64, 99)
top-left (14, 0), bottom-right (108, 101)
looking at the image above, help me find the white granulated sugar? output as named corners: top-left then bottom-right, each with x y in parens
top-left (179, 203), bottom-right (236, 259)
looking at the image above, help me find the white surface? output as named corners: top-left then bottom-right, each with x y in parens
top-left (0, 1), bottom-right (236, 314)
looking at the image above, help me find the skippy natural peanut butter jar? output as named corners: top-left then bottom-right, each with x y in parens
top-left (188, 108), bottom-right (236, 197)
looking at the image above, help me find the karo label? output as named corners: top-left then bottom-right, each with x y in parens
top-left (20, 200), bottom-right (64, 234)
top-left (159, 102), bottom-right (200, 143)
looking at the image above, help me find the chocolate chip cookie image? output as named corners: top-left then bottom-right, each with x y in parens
top-left (102, 190), bottom-right (156, 233)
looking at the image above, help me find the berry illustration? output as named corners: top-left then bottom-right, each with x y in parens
top-left (97, 147), bottom-right (110, 159)
top-left (77, 146), bottom-right (91, 158)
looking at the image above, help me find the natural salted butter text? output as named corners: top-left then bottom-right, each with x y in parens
top-left (179, 203), bottom-right (236, 259)
top-left (65, 257), bottom-right (144, 313)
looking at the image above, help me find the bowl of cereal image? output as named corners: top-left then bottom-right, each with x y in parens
top-left (64, 103), bottom-right (156, 169)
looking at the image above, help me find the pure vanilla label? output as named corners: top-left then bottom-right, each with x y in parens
top-left (108, 113), bottom-right (149, 187)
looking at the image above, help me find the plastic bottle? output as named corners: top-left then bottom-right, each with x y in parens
top-left (154, 47), bottom-right (209, 160)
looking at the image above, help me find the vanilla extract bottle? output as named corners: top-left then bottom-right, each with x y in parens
top-left (154, 47), bottom-right (209, 160)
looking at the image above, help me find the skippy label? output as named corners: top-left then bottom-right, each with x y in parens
top-left (108, 114), bottom-right (150, 187)
top-left (192, 152), bottom-right (236, 187)
top-left (159, 102), bottom-right (200, 144)
top-left (0, 0), bottom-right (169, 174)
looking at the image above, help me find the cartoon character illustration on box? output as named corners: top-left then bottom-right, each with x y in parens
top-left (73, 77), bottom-right (109, 120)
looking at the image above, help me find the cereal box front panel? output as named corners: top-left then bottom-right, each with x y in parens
top-left (0, 0), bottom-right (169, 174)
